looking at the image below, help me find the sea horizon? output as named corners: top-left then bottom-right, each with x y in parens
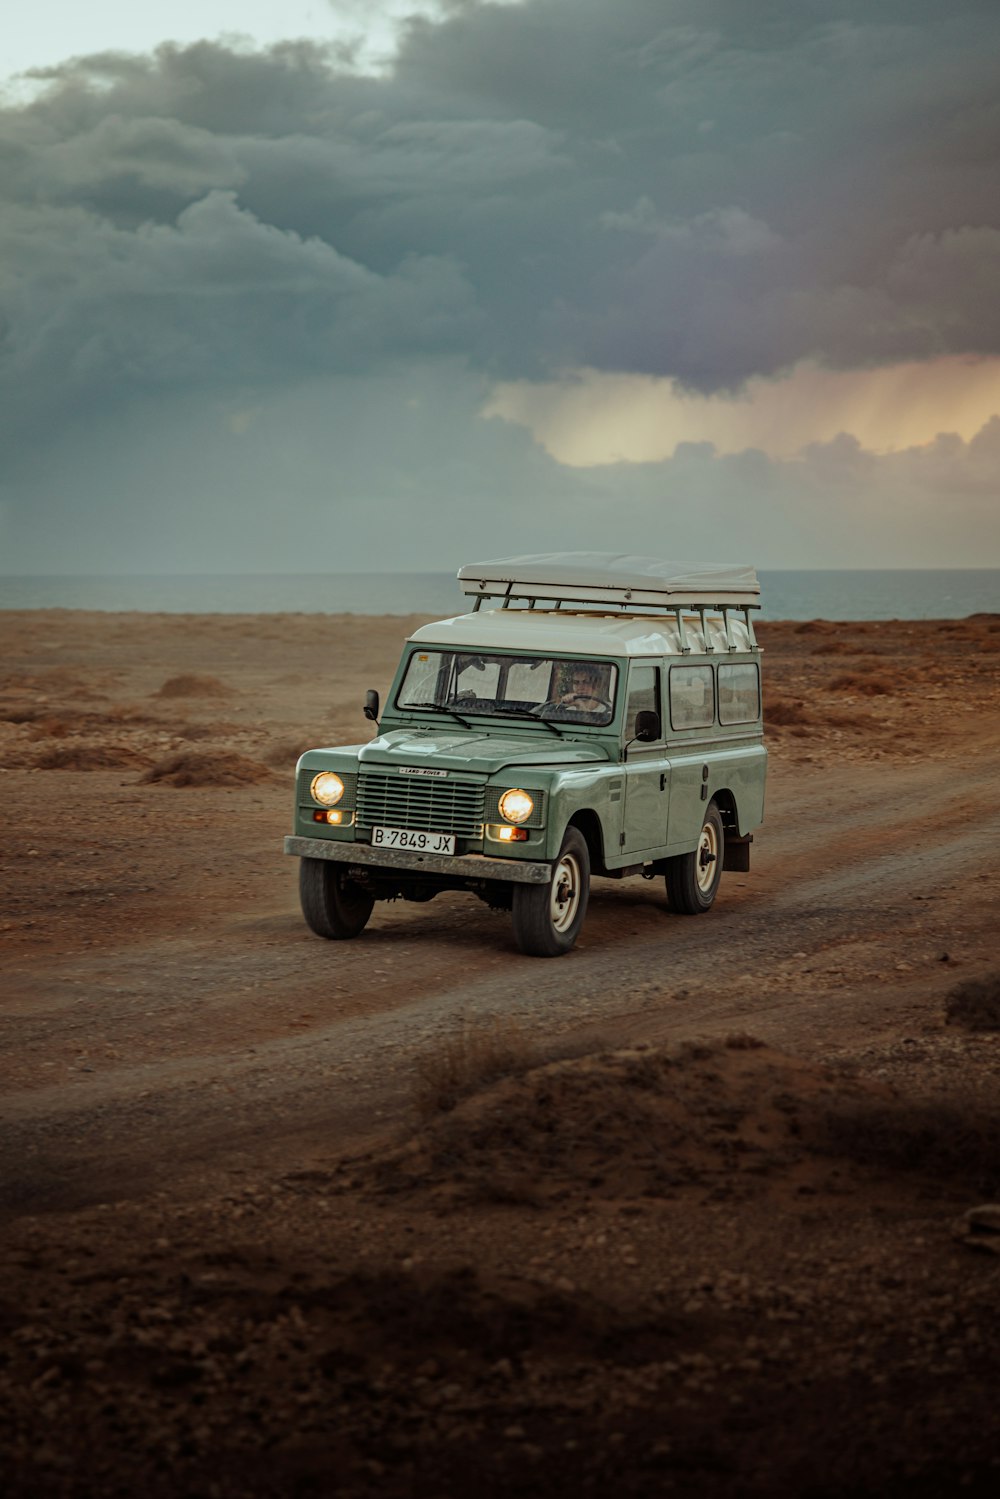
top-left (0, 569), bottom-right (997, 621)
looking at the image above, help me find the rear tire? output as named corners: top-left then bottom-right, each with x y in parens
top-left (511, 827), bottom-right (590, 957)
top-left (665, 802), bottom-right (724, 915)
top-left (299, 858), bottom-right (374, 939)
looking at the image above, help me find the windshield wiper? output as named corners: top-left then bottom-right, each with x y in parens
top-left (412, 701), bottom-right (474, 729)
top-left (492, 709), bottom-right (564, 738)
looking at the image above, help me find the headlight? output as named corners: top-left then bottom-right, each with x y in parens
top-left (499, 788), bottom-right (534, 824)
top-left (310, 772), bottom-right (345, 807)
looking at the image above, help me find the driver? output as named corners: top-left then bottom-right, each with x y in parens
top-left (559, 662), bottom-right (610, 712)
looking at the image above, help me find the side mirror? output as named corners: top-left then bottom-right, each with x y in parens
top-left (363, 689), bottom-right (380, 723)
top-left (634, 709), bottom-right (660, 742)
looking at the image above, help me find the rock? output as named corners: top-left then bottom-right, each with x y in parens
top-left (951, 1204), bottom-right (1000, 1254)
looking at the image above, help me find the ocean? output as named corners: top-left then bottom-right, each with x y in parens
top-left (0, 571), bottom-right (997, 621)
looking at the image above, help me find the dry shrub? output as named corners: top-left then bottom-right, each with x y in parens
top-left (794, 620), bottom-right (835, 634)
top-left (36, 743), bottom-right (150, 771)
top-left (828, 672), bottom-right (895, 696)
top-left (140, 750), bottom-right (277, 787)
top-left (414, 1019), bottom-right (536, 1121)
top-left (811, 641), bottom-right (852, 656)
top-left (818, 1099), bottom-right (1000, 1196)
top-left (171, 723), bottom-right (225, 742)
top-left (1, 704), bottom-right (46, 724)
top-left (945, 974), bottom-right (1000, 1033)
top-left (153, 674), bottom-right (232, 699)
top-left (765, 696), bottom-right (811, 726)
top-left (28, 716), bottom-right (77, 739)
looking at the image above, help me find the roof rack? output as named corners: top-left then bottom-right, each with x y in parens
top-left (456, 552), bottom-right (761, 647)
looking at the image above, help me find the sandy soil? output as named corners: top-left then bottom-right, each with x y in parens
top-left (1, 607), bottom-right (999, 1497)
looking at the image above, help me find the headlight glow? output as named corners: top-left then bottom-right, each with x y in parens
top-left (499, 788), bottom-right (534, 824)
top-left (310, 772), bottom-right (345, 807)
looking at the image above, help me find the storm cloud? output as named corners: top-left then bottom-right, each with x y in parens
top-left (2, 0), bottom-right (999, 569)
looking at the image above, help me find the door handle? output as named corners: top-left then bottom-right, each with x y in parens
top-left (660, 772), bottom-right (667, 791)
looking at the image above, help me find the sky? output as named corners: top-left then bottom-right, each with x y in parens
top-left (2, 0), bottom-right (999, 574)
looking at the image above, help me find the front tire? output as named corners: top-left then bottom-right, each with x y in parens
top-left (511, 827), bottom-right (590, 957)
top-left (299, 858), bottom-right (374, 939)
top-left (665, 802), bottom-right (724, 915)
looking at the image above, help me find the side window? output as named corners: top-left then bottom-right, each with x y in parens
top-left (669, 665), bottom-right (715, 730)
top-left (626, 665), bottom-right (661, 737)
top-left (718, 662), bottom-right (760, 724)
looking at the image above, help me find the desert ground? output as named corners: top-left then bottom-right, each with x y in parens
top-left (1, 606), bottom-right (999, 1498)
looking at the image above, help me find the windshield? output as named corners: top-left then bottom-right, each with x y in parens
top-left (397, 651), bottom-right (618, 727)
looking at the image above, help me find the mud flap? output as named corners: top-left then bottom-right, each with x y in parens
top-left (723, 833), bottom-right (753, 873)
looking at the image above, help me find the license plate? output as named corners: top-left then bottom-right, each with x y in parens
top-left (372, 826), bottom-right (456, 854)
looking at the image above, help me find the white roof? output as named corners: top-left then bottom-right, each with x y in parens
top-left (457, 552), bottom-right (759, 608)
top-left (409, 608), bottom-right (755, 658)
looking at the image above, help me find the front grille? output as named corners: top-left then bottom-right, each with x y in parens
top-left (357, 771), bottom-right (486, 836)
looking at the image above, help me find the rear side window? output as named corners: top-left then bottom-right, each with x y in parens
top-left (669, 665), bottom-right (715, 730)
top-left (718, 662), bottom-right (761, 724)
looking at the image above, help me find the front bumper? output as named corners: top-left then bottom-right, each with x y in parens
top-left (284, 835), bottom-right (552, 885)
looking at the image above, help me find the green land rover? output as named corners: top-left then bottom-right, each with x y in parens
top-left (284, 553), bottom-right (766, 957)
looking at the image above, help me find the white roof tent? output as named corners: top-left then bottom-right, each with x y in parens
top-left (456, 552), bottom-right (761, 653)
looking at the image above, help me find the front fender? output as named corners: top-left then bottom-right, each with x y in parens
top-left (541, 767), bottom-right (618, 864)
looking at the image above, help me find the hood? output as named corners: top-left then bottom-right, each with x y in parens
top-left (359, 726), bottom-right (609, 776)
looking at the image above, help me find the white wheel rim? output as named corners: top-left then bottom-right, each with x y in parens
top-left (696, 820), bottom-right (719, 893)
top-left (550, 851), bottom-right (582, 933)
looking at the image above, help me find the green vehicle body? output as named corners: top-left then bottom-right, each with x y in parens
top-left (284, 555), bottom-right (766, 956)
